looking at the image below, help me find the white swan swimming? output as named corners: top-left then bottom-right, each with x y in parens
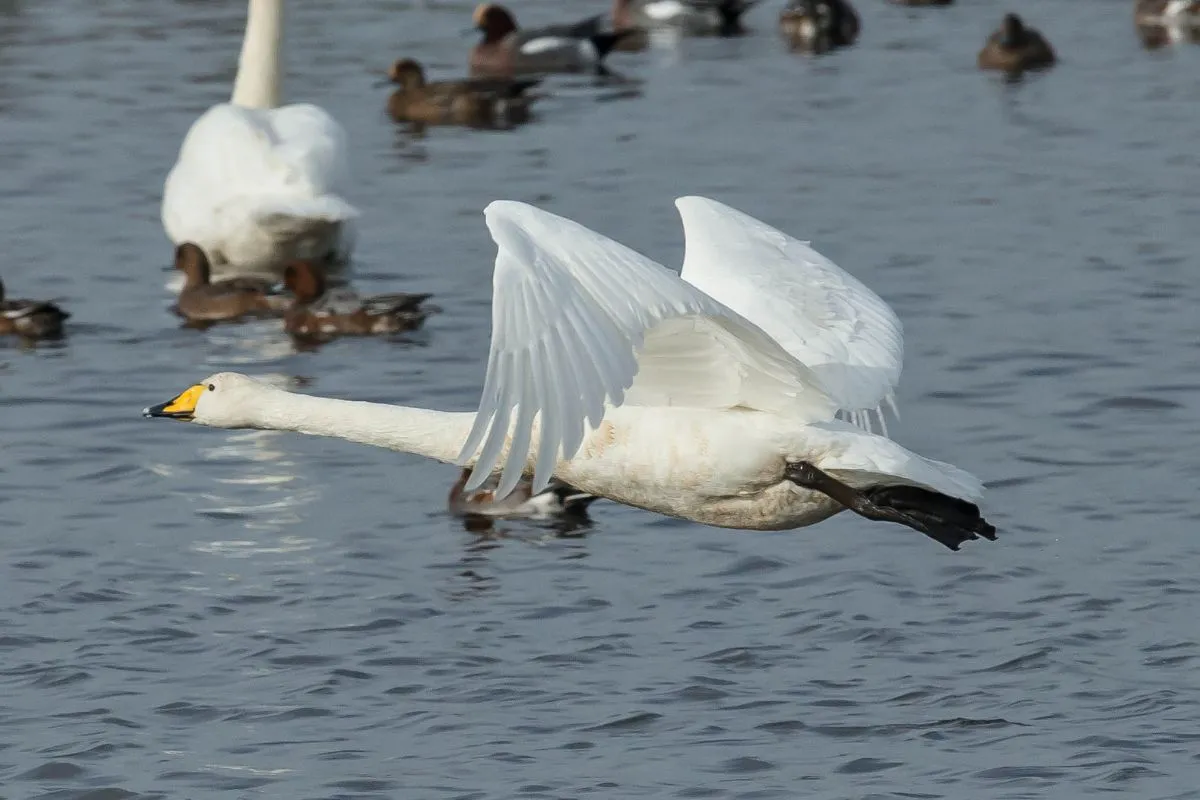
top-left (146, 197), bottom-right (997, 551)
top-left (161, 0), bottom-right (358, 281)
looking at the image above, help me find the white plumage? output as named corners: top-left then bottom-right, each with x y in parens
top-left (461, 197), bottom-right (917, 500)
top-left (147, 198), bottom-right (994, 549)
top-left (161, 0), bottom-right (357, 280)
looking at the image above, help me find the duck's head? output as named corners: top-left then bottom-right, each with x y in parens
top-left (387, 58), bottom-right (426, 89)
top-left (144, 372), bottom-right (268, 427)
top-left (473, 3), bottom-right (518, 41)
top-left (999, 12), bottom-right (1026, 47)
top-left (283, 261), bottom-right (326, 304)
top-left (174, 242), bottom-right (211, 287)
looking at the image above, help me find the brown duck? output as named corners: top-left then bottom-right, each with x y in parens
top-left (0, 278), bottom-right (69, 339)
top-left (283, 261), bottom-right (434, 338)
top-left (978, 13), bottom-right (1056, 73)
top-left (385, 58), bottom-right (540, 128)
top-left (174, 243), bottom-right (291, 323)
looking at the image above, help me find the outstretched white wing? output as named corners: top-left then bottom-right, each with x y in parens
top-left (458, 201), bottom-right (838, 499)
top-left (676, 196), bottom-right (903, 432)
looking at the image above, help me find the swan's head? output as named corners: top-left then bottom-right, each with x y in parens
top-left (143, 372), bottom-right (270, 428)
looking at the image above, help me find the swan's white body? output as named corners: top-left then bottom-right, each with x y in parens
top-left (161, 0), bottom-right (357, 280)
top-left (147, 198), bottom-right (987, 536)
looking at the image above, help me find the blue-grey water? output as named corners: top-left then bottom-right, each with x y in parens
top-left (1, 0), bottom-right (1199, 797)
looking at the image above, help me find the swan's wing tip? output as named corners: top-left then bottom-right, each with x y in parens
top-left (674, 195), bottom-right (725, 216)
top-left (676, 196), bottom-right (768, 241)
top-left (484, 199), bottom-right (538, 221)
top-left (484, 201), bottom-right (565, 246)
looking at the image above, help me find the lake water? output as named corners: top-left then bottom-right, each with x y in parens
top-left (1, 0), bottom-right (1199, 798)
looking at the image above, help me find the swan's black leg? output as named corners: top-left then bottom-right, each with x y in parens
top-left (785, 461), bottom-right (997, 551)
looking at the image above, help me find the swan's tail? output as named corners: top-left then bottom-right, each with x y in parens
top-left (249, 194), bottom-right (359, 238)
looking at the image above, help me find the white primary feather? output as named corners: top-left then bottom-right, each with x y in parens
top-left (676, 196), bottom-right (903, 432)
top-left (458, 201), bottom-right (839, 499)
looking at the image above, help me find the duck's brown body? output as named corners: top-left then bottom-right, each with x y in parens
top-left (173, 243), bottom-right (290, 323)
top-left (283, 261), bottom-right (435, 339)
top-left (386, 58), bottom-right (538, 128)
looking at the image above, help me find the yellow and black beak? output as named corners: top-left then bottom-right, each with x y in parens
top-left (143, 384), bottom-right (204, 420)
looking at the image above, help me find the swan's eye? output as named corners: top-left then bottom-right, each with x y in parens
top-left (207, 384), bottom-right (215, 391)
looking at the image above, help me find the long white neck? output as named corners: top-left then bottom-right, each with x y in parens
top-left (231, 0), bottom-right (284, 109)
top-left (246, 390), bottom-right (477, 466)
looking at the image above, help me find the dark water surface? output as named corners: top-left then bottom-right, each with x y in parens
top-left (1, 0), bottom-right (1199, 797)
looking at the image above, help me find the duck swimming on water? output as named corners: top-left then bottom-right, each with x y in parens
top-left (282, 261), bottom-right (435, 339)
top-left (0, 278), bottom-right (69, 339)
top-left (779, 0), bottom-right (860, 52)
top-left (978, 13), bottom-right (1056, 73)
top-left (146, 197), bottom-right (997, 552)
top-left (173, 243), bottom-right (291, 324)
top-left (448, 467), bottom-right (598, 521)
top-left (384, 58), bottom-right (540, 128)
top-left (469, 3), bottom-right (634, 76)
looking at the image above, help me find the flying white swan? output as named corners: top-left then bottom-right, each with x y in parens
top-left (146, 198), bottom-right (996, 551)
top-left (161, 0), bottom-right (358, 281)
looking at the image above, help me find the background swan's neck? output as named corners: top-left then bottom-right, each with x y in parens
top-left (231, 0), bottom-right (284, 109)
top-left (249, 391), bottom-right (476, 465)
